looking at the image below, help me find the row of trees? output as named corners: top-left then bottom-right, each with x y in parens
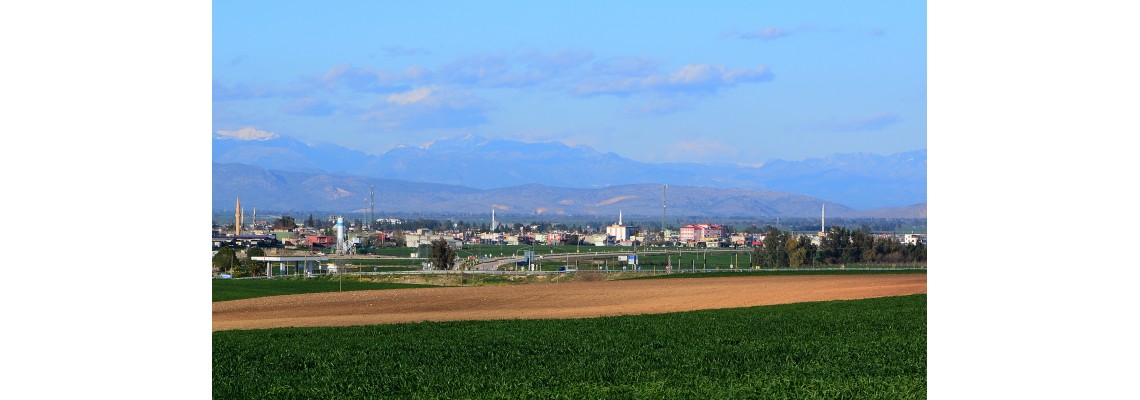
top-left (753, 226), bottom-right (926, 268)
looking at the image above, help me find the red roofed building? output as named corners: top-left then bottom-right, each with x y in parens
top-left (306, 235), bottom-right (335, 247)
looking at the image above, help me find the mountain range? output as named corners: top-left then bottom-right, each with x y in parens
top-left (213, 132), bottom-right (926, 211)
top-left (214, 162), bottom-right (932, 219)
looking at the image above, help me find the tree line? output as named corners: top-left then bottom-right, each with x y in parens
top-left (753, 226), bottom-right (926, 268)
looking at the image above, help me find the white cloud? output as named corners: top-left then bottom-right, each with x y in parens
top-left (668, 64), bottom-right (718, 84)
top-left (386, 87), bottom-right (434, 105)
top-left (214, 127), bottom-right (278, 140)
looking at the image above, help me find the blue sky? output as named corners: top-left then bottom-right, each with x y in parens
top-left (213, 1), bottom-right (925, 165)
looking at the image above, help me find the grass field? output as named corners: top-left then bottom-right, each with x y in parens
top-left (339, 258), bottom-right (425, 266)
top-left (213, 294), bottom-right (926, 399)
top-left (212, 277), bottom-right (435, 302)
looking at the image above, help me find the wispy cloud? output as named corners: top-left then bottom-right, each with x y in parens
top-left (741, 27), bottom-right (792, 40)
top-left (213, 80), bottom-right (286, 101)
top-left (222, 49), bottom-right (773, 103)
top-left (666, 137), bottom-right (739, 162)
top-left (280, 98), bottom-right (336, 116)
top-left (361, 87), bottom-right (492, 131)
top-left (591, 56), bottom-right (664, 77)
top-left (386, 87), bottom-right (435, 105)
top-left (868, 28), bottom-right (886, 37)
top-left (318, 64), bottom-right (420, 92)
top-left (625, 97), bottom-right (693, 116)
top-left (730, 24), bottom-right (817, 41)
top-left (521, 49), bottom-right (594, 73)
top-left (437, 53), bottom-right (512, 85)
top-left (815, 112), bottom-right (903, 132)
top-left (383, 45), bottom-right (430, 57)
top-left (437, 49), bottom-right (594, 88)
top-left (575, 64), bottom-right (773, 96)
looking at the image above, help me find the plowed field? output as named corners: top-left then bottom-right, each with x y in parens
top-left (213, 274), bottom-right (926, 331)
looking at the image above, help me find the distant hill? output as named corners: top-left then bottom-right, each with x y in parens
top-left (213, 133), bottom-right (925, 210)
top-left (853, 203), bottom-right (927, 219)
top-left (213, 162), bottom-right (925, 219)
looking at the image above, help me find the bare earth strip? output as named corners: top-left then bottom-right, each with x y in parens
top-left (213, 274), bottom-right (926, 331)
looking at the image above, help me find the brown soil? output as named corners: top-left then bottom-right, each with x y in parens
top-left (213, 274), bottom-right (926, 331)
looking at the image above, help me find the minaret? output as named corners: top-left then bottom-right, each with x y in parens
top-left (252, 208), bottom-right (257, 232)
top-left (820, 204), bottom-right (826, 237)
top-left (234, 197), bottom-right (243, 236)
top-left (619, 209), bottom-right (623, 226)
top-left (491, 208), bottom-right (496, 231)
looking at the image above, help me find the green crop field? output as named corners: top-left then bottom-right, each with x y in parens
top-left (212, 277), bottom-right (435, 302)
top-left (213, 294), bottom-right (926, 399)
top-left (339, 258), bottom-right (426, 267)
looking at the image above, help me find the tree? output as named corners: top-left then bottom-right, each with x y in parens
top-left (243, 247), bottom-right (266, 276)
top-left (430, 239), bottom-right (456, 270)
top-left (820, 227), bottom-right (845, 264)
top-left (275, 216), bottom-right (297, 229)
top-left (754, 227), bottom-right (789, 268)
top-left (392, 230), bottom-right (407, 247)
top-left (306, 214), bottom-right (315, 228)
top-left (786, 235), bottom-right (807, 268)
top-left (213, 247), bottom-right (239, 274)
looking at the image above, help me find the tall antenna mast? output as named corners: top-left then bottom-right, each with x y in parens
top-left (662, 184), bottom-right (667, 241)
top-left (368, 185), bottom-right (375, 231)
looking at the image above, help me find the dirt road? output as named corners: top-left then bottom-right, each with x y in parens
top-left (213, 274), bottom-right (926, 331)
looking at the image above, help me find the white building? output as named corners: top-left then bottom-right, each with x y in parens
top-left (903, 234), bottom-right (926, 245)
top-left (605, 210), bottom-right (637, 242)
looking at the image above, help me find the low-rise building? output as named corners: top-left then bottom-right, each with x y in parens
top-left (903, 234), bottom-right (926, 245)
top-left (680, 224), bottom-right (725, 243)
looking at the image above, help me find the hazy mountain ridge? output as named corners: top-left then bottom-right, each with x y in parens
top-left (213, 162), bottom-right (924, 218)
top-left (212, 133), bottom-right (926, 209)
